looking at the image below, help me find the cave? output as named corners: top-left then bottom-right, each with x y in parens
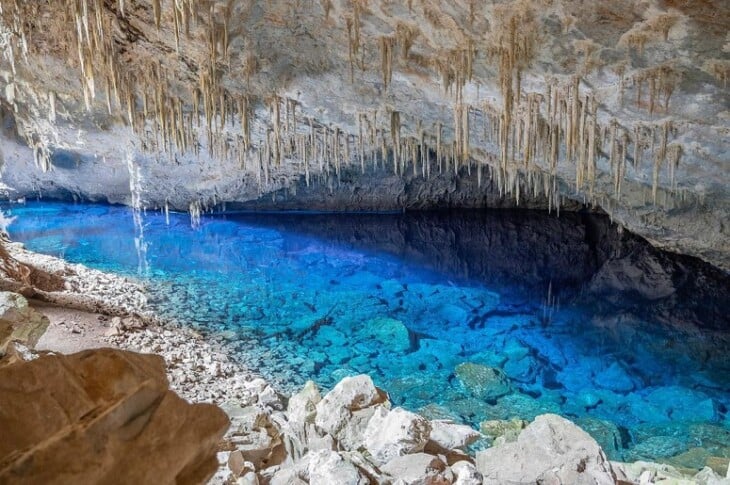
top-left (0, 1), bottom-right (728, 484)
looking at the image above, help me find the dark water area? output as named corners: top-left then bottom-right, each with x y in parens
top-left (3, 200), bottom-right (729, 466)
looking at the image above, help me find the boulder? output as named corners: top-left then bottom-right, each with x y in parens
top-left (268, 467), bottom-right (307, 485)
top-left (335, 406), bottom-right (381, 452)
top-left (381, 453), bottom-right (451, 485)
top-left (315, 374), bottom-right (388, 435)
top-left (304, 450), bottom-right (369, 485)
top-left (361, 317), bottom-right (411, 352)
top-left (479, 418), bottom-right (528, 445)
top-left (0, 291), bottom-right (49, 355)
top-left (612, 460), bottom-right (719, 484)
top-left (428, 420), bottom-right (481, 451)
top-left (475, 414), bottom-right (617, 485)
top-left (364, 407), bottom-right (432, 465)
top-left (594, 362), bottom-right (635, 393)
top-left (454, 362), bottom-right (511, 400)
top-left (287, 380), bottom-right (321, 427)
top-left (0, 348), bottom-right (229, 484)
top-left (693, 466), bottom-right (730, 485)
top-left (451, 461), bottom-right (483, 485)
top-left (574, 417), bottom-right (624, 459)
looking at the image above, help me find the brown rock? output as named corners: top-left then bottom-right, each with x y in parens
top-left (0, 348), bottom-right (229, 484)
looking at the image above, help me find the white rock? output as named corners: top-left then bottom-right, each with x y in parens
top-left (287, 380), bottom-right (321, 427)
top-left (694, 466), bottom-right (730, 485)
top-left (315, 375), bottom-right (387, 435)
top-left (381, 453), bottom-right (450, 485)
top-left (258, 385), bottom-right (284, 409)
top-left (475, 414), bottom-right (616, 485)
top-left (364, 407), bottom-right (432, 465)
top-left (428, 420), bottom-right (481, 451)
top-left (236, 472), bottom-right (259, 485)
top-left (335, 406), bottom-right (379, 452)
top-left (451, 461), bottom-right (482, 485)
top-left (269, 467), bottom-right (306, 485)
top-left (305, 450), bottom-right (369, 485)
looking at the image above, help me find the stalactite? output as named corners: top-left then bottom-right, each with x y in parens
top-left (436, 122), bottom-right (442, 174)
top-left (652, 121), bottom-right (670, 203)
top-left (239, 96), bottom-right (250, 151)
top-left (667, 142), bottom-right (682, 190)
top-left (48, 91), bottom-right (56, 122)
top-left (396, 22), bottom-right (419, 60)
top-left (390, 110), bottom-right (400, 174)
top-left (152, 0), bottom-right (161, 29)
top-left (380, 36), bottom-right (395, 91)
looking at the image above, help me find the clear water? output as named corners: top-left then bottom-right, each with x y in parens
top-left (4, 201), bottom-right (730, 465)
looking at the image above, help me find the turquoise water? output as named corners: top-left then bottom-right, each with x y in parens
top-left (4, 201), bottom-right (730, 465)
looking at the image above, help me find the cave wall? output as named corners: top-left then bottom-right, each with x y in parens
top-left (0, 0), bottom-right (727, 269)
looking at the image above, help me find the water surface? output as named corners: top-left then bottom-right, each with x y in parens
top-left (4, 201), bottom-right (730, 466)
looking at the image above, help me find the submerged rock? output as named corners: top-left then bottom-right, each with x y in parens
top-left (360, 317), bottom-right (411, 352)
top-left (476, 414), bottom-right (617, 485)
top-left (595, 361), bottom-right (636, 393)
top-left (479, 418), bottom-right (528, 445)
top-left (454, 362), bottom-right (511, 401)
top-left (574, 417), bottom-right (625, 459)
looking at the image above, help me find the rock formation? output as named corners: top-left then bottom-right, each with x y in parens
top-left (220, 375), bottom-right (730, 484)
top-left (0, 0), bottom-right (727, 269)
top-left (0, 291), bottom-right (48, 355)
top-left (0, 346), bottom-right (229, 484)
top-left (0, 286), bottom-right (229, 485)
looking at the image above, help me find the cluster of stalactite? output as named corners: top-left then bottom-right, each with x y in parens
top-left (0, 0), bottom-right (693, 215)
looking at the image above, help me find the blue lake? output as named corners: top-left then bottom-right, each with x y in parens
top-left (3, 201), bottom-right (730, 465)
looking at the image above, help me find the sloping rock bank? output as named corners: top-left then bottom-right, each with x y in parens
top-left (217, 375), bottom-right (730, 485)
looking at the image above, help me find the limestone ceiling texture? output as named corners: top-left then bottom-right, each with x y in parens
top-left (0, 0), bottom-right (728, 269)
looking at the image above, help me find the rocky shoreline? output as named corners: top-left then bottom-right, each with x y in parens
top-left (2, 242), bottom-right (729, 484)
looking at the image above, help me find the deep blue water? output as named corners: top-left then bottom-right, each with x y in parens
top-left (3, 201), bottom-right (730, 465)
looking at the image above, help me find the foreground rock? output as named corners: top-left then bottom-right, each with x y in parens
top-left (476, 414), bottom-right (617, 485)
top-left (0, 291), bottom-right (49, 357)
top-left (0, 347), bottom-right (229, 484)
top-left (221, 378), bottom-right (730, 484)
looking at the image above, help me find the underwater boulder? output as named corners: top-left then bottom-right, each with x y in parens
top-left (629, 386), bottom-right (719, 424)
top-left (454, 362), bottom-right (511, 401)
top-left (594, 362), bottom-right (636, 393)
top-left (479, 418), bottom-right (528, 445)
top-left (503, 355), bottom-right (538, 383)
top-left (491, 393), bottom-right (562, 421)
top-left (360, 317), bottom-right (411, 352)
top-left (438, 303), bottom-right (469, 325)
top-left (624, 436), bottom-right (687, 462)
top-left (574, 417), bottom-right (625, 460)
